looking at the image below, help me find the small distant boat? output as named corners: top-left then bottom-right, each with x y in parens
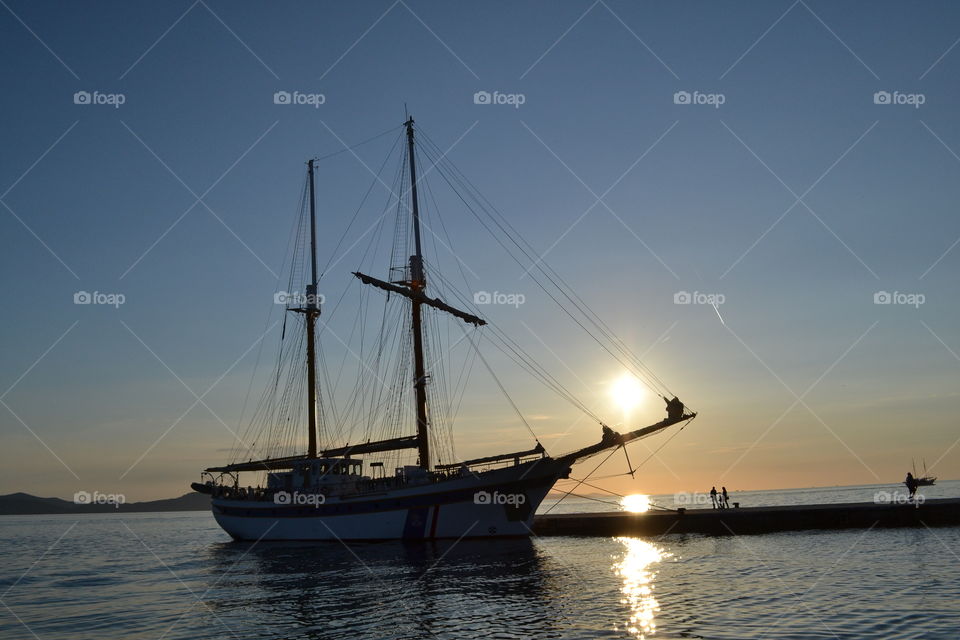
top-left (907, 458), bottom-right (936, 487)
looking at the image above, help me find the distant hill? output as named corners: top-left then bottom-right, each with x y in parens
top-left (0, 492), bottom-right (209, 515)
top-left (1, 491), bottom-right (613, 515)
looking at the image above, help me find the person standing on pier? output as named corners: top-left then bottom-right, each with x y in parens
top-left (722, 486), bottom-right (730, 509)
top-left (710, 486), bottom-right (718, 509)
top-left (905, 472), bottom-right (918, 501)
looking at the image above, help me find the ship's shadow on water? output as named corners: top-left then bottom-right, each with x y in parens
top-left (201, 538), bottom-right (579, 639)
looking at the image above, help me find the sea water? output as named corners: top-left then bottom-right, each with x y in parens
top-left (1, 482), bottom-right (958, 639)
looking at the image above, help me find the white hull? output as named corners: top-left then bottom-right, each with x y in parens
top-left (210, 460), bottom-right (566, 541)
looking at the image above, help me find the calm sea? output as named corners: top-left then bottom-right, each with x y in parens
top-left (1, 481), bottom-right (958, 639)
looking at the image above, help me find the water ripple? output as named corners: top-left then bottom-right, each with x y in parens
top-left (0, 512), bottom-right (958, 639)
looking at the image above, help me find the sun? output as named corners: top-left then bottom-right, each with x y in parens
top-left (610, 374), bottom-right (646, 413)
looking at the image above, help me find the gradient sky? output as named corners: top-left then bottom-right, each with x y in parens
top-left (1, 1), bottom-right (958, 501)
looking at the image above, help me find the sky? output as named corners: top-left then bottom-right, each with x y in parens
top-left (1, 0), bottom-right (958, 501)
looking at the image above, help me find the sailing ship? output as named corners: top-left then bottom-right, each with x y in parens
top-left (908, 459), bottom-right (936, 487)
top-left (192, 117), bottom-right (695, 541)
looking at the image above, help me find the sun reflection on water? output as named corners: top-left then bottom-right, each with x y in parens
top-left (613, 537), bottom-right (671, 639)
top-left (620, 493), bottom-right (651, 513)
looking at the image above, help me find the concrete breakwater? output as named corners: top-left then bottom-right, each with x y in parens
top-left (532, 498), bottom-right (960, 537)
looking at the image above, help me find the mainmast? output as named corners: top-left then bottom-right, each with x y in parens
top-left (352, 117), bottom-right (486, 470)
top-left (305, 159), bottom-right (320, 458)
top-left (405, 117), bottom-right (431, 470)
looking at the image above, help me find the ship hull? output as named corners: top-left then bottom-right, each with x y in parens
top-left (209, 458), bottom-right (568, 541)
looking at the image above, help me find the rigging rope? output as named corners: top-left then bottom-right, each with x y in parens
top-left (320, 132), bottom-right (404, 278)
top-left (541, 446), bottom-right (621, 515)
top-left (313, 124), bottom-right (402, 162)
top-left (600, 414), bottom-right (695, 478)
top-left (416, 131), bottom-right (684, 408)
top-left (462, 328), bottom-right (543, 448)
top-left (230, 119), bottom-right (694, 470)
top-left (541, 414), bottom-right (696, 514)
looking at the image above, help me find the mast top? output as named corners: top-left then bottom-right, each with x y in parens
top-left (405, 115), bottom-right (425, 284)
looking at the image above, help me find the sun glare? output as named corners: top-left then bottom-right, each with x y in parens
top-left (621, 493), bottom-right (651, 513)
top-left (611, 374), bottom-right (646, 413)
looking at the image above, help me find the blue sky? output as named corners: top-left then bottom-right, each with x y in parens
top-left (1, 0), bottom-right (958, 500)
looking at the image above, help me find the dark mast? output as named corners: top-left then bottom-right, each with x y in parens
top-left (350, 117), bottom-right (485, 469)
top-left (305, 158), bottom-right (320, 458)
top-left (405, 117), bottom-right (430, 470)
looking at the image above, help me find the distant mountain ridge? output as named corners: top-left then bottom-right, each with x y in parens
top-left (0, 492), bottom-right (210, 515)
top-left (0, 490), bottom-right (608, 516)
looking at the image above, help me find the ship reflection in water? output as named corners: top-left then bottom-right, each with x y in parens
top-left (614, 536), bottom-right (671, 639)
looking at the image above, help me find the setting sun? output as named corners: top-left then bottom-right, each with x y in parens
top-left (610, 374), bottom-right (647, 413)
